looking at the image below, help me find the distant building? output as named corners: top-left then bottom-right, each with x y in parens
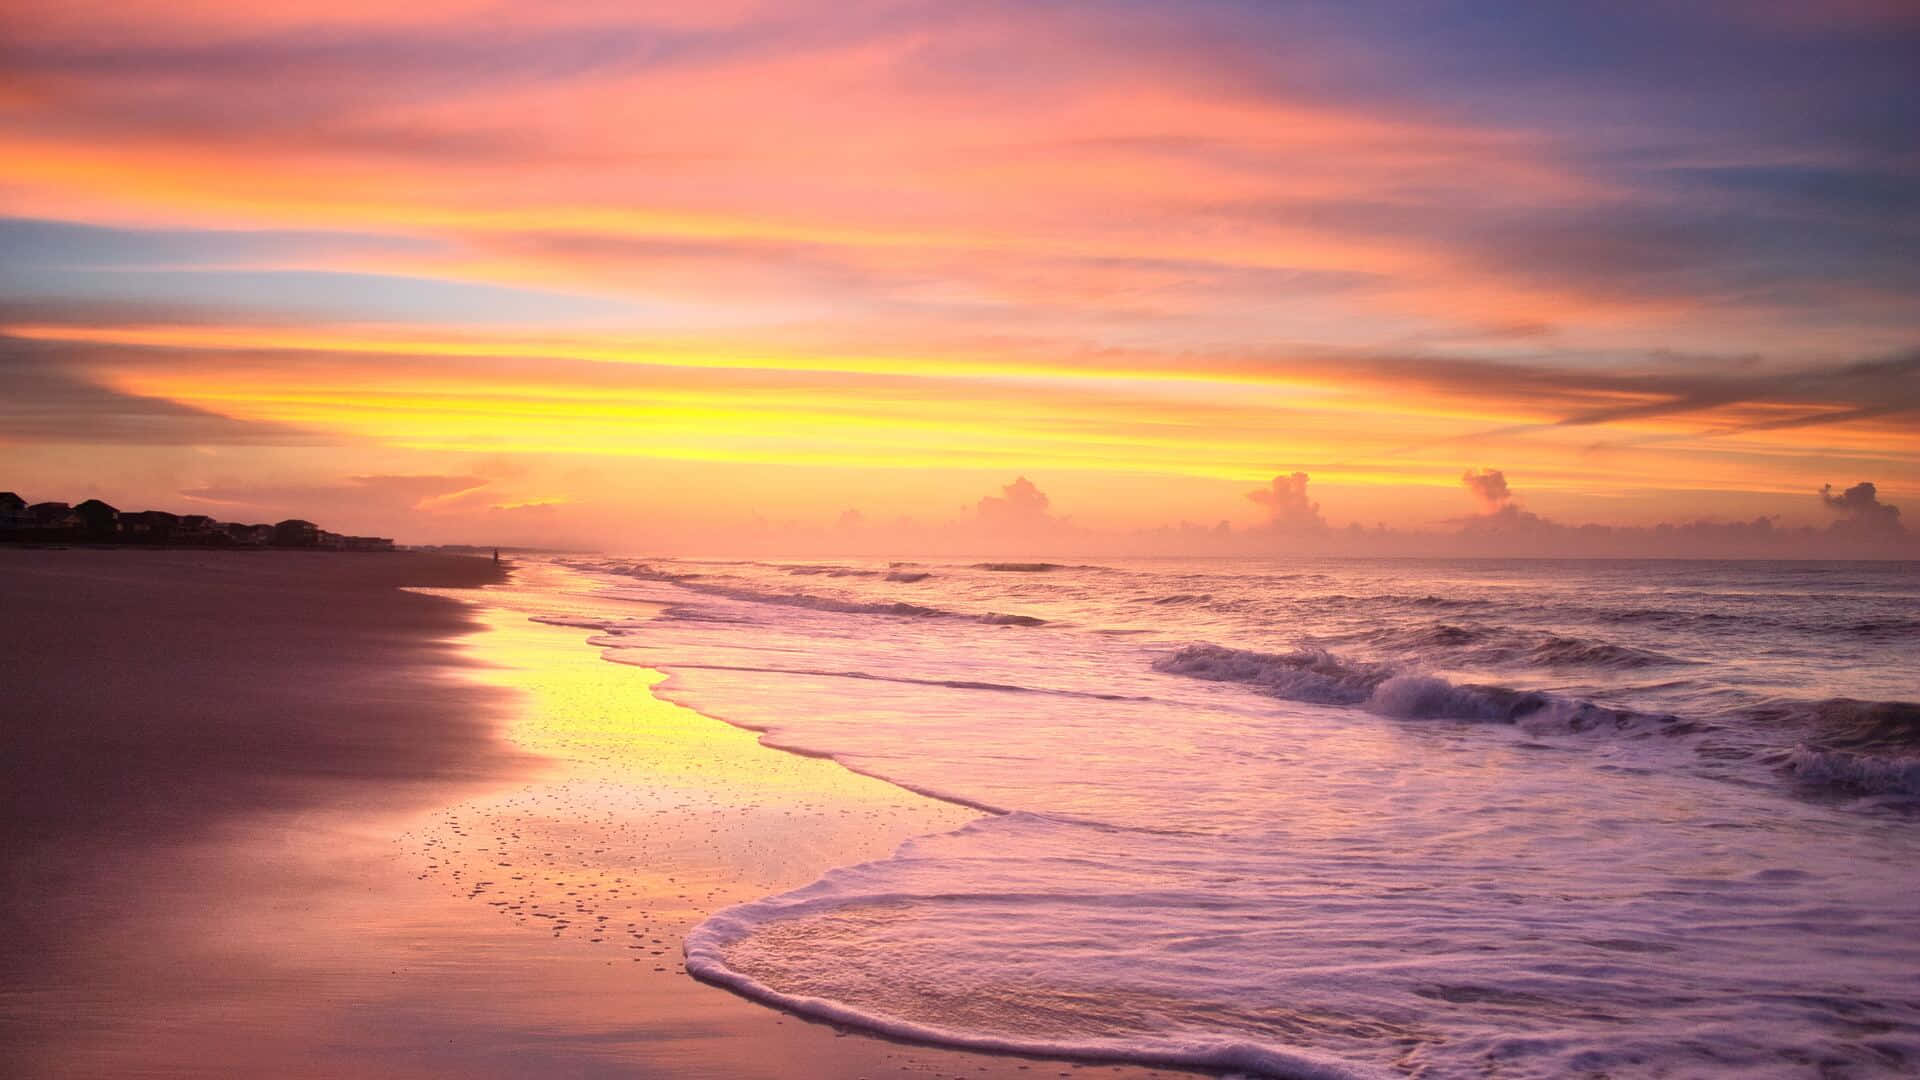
top-left (2, 494), bottom-right (397, 553)
top-left (272, 519), bottom-right (321, 547)
top-left (74, 499), bottom-right (120, 538)
top-left (176, 515), bottom-right (220, 543)
top-left (121, 510), bottom-right (181, 542)
top-left (225, 522), bottom-right (275, 546)
top-left (27, 502), bottom-right (79, 531)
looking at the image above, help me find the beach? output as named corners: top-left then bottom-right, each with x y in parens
top-left (4, 548), bottom-right (1917, 1077)
top-left (0, 548), bottom-right (1176, 1079)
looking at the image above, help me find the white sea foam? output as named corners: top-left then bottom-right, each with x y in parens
top-left (684, 899), bottom-right (1380, 1080)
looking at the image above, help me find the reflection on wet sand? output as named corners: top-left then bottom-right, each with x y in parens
top-left (407, 596), bottom-right (981, 975)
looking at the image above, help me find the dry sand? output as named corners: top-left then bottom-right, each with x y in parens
top-left (0, 549), bottom-right (1184, 1079)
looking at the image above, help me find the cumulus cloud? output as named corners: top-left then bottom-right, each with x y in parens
top-left (777, 477), bottom-right (1080, 554)
top-left (1437, 477), bottom-right (1911, 555)
top-left (976, 476), bottom-right (1053, 527)
top-left (1821, 481), bottom-right (1904, 537)
top-left (1247, 472), bottom-right (1327, 532)
top-left (1460, 467), bottom-right (1511, 511)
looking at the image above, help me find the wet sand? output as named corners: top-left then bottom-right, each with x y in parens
top-left (1, 550), bottom-right (1183, 1079)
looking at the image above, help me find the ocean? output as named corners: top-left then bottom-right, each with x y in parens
top-left (524, 556), bottom-right (1919, 1078)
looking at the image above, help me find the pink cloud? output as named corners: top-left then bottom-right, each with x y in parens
top-left (1460, 468), bottom-right (1511, 512)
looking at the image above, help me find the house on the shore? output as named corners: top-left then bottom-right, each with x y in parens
top-left (225, 522), bottom-right (275, 546)
top-left (74, 499), bottom-right (120, 538)
top-left (27, 502), bottom-right (79, 532)
top-left (0, 492), bottom-right (27, 529)
top-left (272, 519), bottom-right (321, 547)
top-left (177, 515), bottom-right (221, 543)
top-left (274, 524), bottom-right (393, 551)
top-left (3, 494), bottom-right (396, 551)
top-left (121, 510), bottom-right (181, 542)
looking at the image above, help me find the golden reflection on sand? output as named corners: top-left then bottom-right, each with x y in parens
top-left (405, 590), bottom-right (980, 961)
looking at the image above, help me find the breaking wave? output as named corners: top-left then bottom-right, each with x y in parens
top-left (1746, 699), bottom-right (1920, 797)
top-left (1151, 643), bottom-right (1388, 706)
top-left (1778, 747), bottom-right (1920, 797)
top-left (1153, 643), bottom-right (1680, 736)
top-left (1343, 623), bottom-right (1690, 670)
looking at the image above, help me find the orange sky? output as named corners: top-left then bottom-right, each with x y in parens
top-left (3, 1), bottom-right (1916, 553)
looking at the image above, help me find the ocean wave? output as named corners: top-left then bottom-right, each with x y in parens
top-left (1339, 622), bottom-right (1690, 671)
top-left (971, 561), bottom-right (1071, 572)
top-left (1835, 618), bottom-right (1920, 642)
top-left (1152, 644), bottom-right (1388, 706)
top-left (1148, 592), bottom-right (1214, 606)
top-left (885, 570), bottom-right (933, 582)
top-left (767, 595), bottom-right (948, 618)
top-left (1367, 675), bottom-right (1680, 735)
top-left (1587, 604), bottom-right (1919, 640)
top-left (783, 564), bottom-right (881, 578)
top-left (1153, 643), bottom-right (1679, 734)
top-left (1485, 631), bottom-right (1687, 670)
top-left (615, 657), bottom-right (1150, 703)
top-left (1779, 746), bottom-right (1920, 796)
top-left (575, 560), bottom-right (1044, 626)
top-left (1517, 634), bottom-right (1684, 669)
top-left (562, 558), bottom-right (696, 582)
top-left (681, 953), bottom-right (1374, 1079)
top-left (1740, 697), bottom-right (1920, 754)
top-left (1408, 594), bottom-right (1484, 610)
top-left (684, 889), bottom-right (1378, 1080)
top-left (698, 586), bottom-right (1046, 627)
top-left (657, 604), bottom-right (763, 624)
top-left (1378, 622), bottom-right (1485, 648)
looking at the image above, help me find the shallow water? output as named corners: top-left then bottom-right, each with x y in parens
top-left (538, 556), bottom-right (1920, 1078)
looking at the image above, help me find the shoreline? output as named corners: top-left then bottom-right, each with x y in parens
top-left (1, 548), bottom-right (1185, 1079)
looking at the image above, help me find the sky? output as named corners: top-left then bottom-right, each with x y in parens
top-left (2, 1), bottom-right (1917, 555)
